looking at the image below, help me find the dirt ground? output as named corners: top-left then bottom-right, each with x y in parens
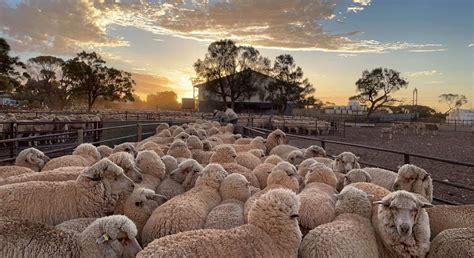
top-left (285, 126), bottom-right (474, 205)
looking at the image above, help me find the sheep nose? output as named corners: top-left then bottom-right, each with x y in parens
top-left (400, 224), bottom-right (410, 235)
top-left (393, 183), bottom-right (400, 190)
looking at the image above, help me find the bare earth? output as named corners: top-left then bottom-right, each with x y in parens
top-left (287, 127), bottom-right (474, 205)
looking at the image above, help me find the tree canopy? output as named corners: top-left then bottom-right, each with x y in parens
top-left (350, 67), bottom-right (408, 117)
top-left (438, 93), bottom-right (468, 113)
top-left (265, 54), bottom-right (315, 113)
top-left (0, 38), bottom-right (25, 92)
top-left (193, 39), bottom-right (271, 109)
top-left (147, 91), bottom-right (180, 110)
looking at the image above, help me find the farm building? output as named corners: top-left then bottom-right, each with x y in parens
top-left (0, 92), bottom-right (19, 107)
top-left (446, 108), bottom-right (474, 125)
top-left (324, 100), bottom-right (368, 115)
top-left (193, 69), bottom-right (295, 114)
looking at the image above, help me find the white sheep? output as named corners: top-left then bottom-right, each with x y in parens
top-left (108, 151), bottom-right (144, 183)
top-left (0, 166), bottom-right (35, 179)
top-left (426, 204), bottom-right (474, 239)
top-left (155, 159), bottom-right (202, 200)
top-left (205, 174), bottom-right (251, 230)
top-left (14, 147), bottom-right (50, 171)
top-left (363, 167), bottom-right (398, 190)
top-left (373, 190), bottom-right (433, 258)
top-left (235, 151), bottom-right (262, 170)
top-left (300, 186), bottom-right (379, 258)
top-left (0, 215), bottom-right (142, 257)
top-left (136, 150), bottom-right (166, 190)
top-left (221, 162), bottom-right (261, 189)
top-left (263, 154), bottom-right (284, 165)
top-left (265, 129), bottom-right (288, 154)
top-left (166, 139), bottom-right (192, 162)
top-left (0, 167), bottom-right (83, 186)
top-left (252, 163), bottom-right (275, 189)
top-left (336, 168), bottom-right (372, 191)
top-left (141, 163), bottom-right (228, 245)
top-left (97, 145), bottom-right (113, 158)
top-left (113, 142), bottom-right (138, 157)
top-left (136, 141), bottom-right (165, 157)
top-left (393, 164), bottom-right (433, 202)
top-left (230, 137), bottom-right (266, 153)
top-left (209, 145), bottom-right (238, 164)
top-left (137, 188), bottom-right (301, 257)
top-left (330, 151), bottom-right (360, 173)
top-left (427, 227), bottom-right (474, 258)
top-left (0, 158), bottom-right (135, 225)
top-left (161, 155), bottom-right (178, 175)
top-left (42, 143), bottom-right (100, 171)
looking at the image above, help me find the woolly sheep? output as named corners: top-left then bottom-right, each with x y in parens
top-left (137, 141), bottom-right (165, 157)
top-left (166, 139), bottom-right (192, 162)
top-left (231, 137), bottom-right (266, 153)
top-left (427, 228), bottom-right (474, 258)
top-left (107, 151), bottom-right (143, 183)
top-left (186, 135), bottom-right (203, 150)
top-left (336, 168), bottom-right (372, 191)
top-left (300, 186), bottom-right (379, 258)
top-left (0, 167), bottom-right (83, 186)
top-left (350, 182), bottom-right (391, 202)
top-left (297, 158), bottom-right (317, 179)
top-left (209, 145), bottom-right (238, 164)
top-left (15, 147), bottom-right (50, 171)
top-left (252, 163), bottom-right (275, 188)
top-left (0, 166), bottom-right (35, 179)
top-left (171, 127), bottom-right (185, 137)
top-left (161, 155), bottom-right (178, 175)
top-left (313, 156), bottom-right (334, 167)
top-left (205, 174), bottom-right (251, 230)
top-left (393, 164), bottom-right (433, 202)
top-left (169, 159), bottom-right (203, 191)
top-left (141, 163), bottom-right (228, 245)
top-left (331, 152), bottom-right (360, 173)
top-left (221, 163), bottom-right (260, 188)
top-left (55, 217), bottom-right (97, 235)
top-left (0, 215), bottom-right (142, 258)
top-left (269, 144), bottom-right (299, 159)
top-left (138, 188), bottom-right (301, 258)
top-left (113, 142), bottom-right (137, 157)
top-left (373, 190), bottom-right (433, 258)
top-left (155, 123), bottom-right (170, 135)
top-left (235, 151), bottom-right (262, 170)
top-left (136, 150), bottom-right (166, 190)
top-left (72, 143), bottom-right (101, 165)
top-left (363, 167), bottom-right (398, 190)
top-left (426, 204), bottom-right (474, 239)
top-left (265, 129), bottom-right (288, 154)
top-left (207, 136), bottom-right (224, 148)
top-left (156, 129), bottom-right (171, 138)
top-left (234, 138), bottom-right (252, 144)
top-left (263, 154), bottom-right (284, 165)
top-left (97, 145), bottom-right (113, 158)
top-left (0, 158), bottom-right (135, 225)
top-left (42, 143), bottom-right (100, 171)
top-left (286, 149), bottom-right (305, 166)
top-left (304, 162), bottom-right (338, 189)
top-left (248, 149), bottom-right (265, 159)
top-left (270, 144), bottom-right (326, 161)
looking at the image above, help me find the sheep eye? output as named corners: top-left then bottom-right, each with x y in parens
top-left (114, 177), bottom-right (118, 181)
top-left (125, 148), bottom-right (130, 151)
top-left (135, 201), bottom-right (143, 207)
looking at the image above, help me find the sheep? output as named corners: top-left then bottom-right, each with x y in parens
top-left (171, 127), bottom-right (185, 137)
top-left (234, 138), bottom-right (253, 144)
top-left (297, 158), bottom-right (317, 179)
top-left (235, 151), bottom-right (262, 170)
top-left (350, 182), bottom-right (391, 202)
top-left (269, 144), bottom-right (299, 159)
top-left (426, 204), bottom-right (474, 239)
top-left (265, 129), bottom-right (288, 154)
top-left (304, 162), bottom-right (338, 189)
top-left (187, 135), bottom-right (214, 165)
top-left (263, 154), bottom-right (284, 165)
top-left (0, 167), bottom-right (83, 186)
top-left (230, 137), bottom-right (266, 153)
top-left (373, 190), bottom-right (433, 258)
top-left (270, 144), bottom-right (326, 161)
top-left (0, 215), bottom-right (142, 257)
top-left (166, 139), bottom-right (192, 162)
top-left (393, 164), bottom-right (433, 202)
top-left (209, 145), bottom-right (238, 164)
top-left (137, 141), bottom-right (165, 157)
top-left (205, 174), bottom-right (251, 230)
top-left (155, 123), bottom-right (170, 135)
top-left (286, 150), bottom-right (305, 166)
top-left (330, 151), bottom-right (360, 173)
top-left (244, 161), bottom-right (300, 221)
top-left (161, 155), bottom-right (178, 175)
top-left (427, 228), bottom-right (474, 258)
top-left (156, 129), bottom-right (171, 138)
top-left (313, 156), bottom-right (334, 167)
top-left (186, 135), bottom-right (203, 150)
top-left (336, 168), bottom-right (372, 191)
top-left (299, 186), bottom-right (379, 258)
top-left (207, 136), bottom-right (224, 149)
top-left (113, 142), bottom-right (137, 157)
top-left (97, 145), bottom-right (113, 158)
top-left (363, 167), bottom-right (398, 190)
top-left (248, 149), bottom-right (265, 159)
top-left (107, 151), bottom-right (143, 183)
top-left (55, 217), bottom-right (97, 235)
top-left (14, 147), bottom-right (50, 171)
top-left (138, 188), bottom-right (301, 258)
top-left (0, 158), bottom-right (135, 225)
top-left (141, 163), bottom-right (228, 245)
top-left (0, 166), bottom-right (35, 179)
top-left (136, 150), bottom-right (166, 190)
top-left (221, 163), bottom-right (260, 188)
top-left (252, 163), bottom-right (275, 189)
top-left (42, 143), bottom-right (101, 171)
top-left (155, 159), bottom-right (202, 200)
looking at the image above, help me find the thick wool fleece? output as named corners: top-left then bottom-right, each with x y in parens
top-left (427, 228), bottom-right (474, 258)
top-left (138, 189), bottom-right (302, 258)
top-left (426, 204), bottom-right (474, 239)
top-left (0, 166), bottom-right (34, 179)
top-left (221, 163), bottom-right (260, 189)
top-left (298, 182), bottom-right (337, 232)
top-left (252, 163), bottom-right (275, 189)
top-left (42, 155), bottom-right (89, 171)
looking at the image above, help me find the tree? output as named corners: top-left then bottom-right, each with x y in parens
top-left (350, 68), bottom-right (408, 118)
top-left (147, 91), bottom-right (180, 110)
top-left (193, 39), bottom-right (271, 109)
top-left (62, 51), bottom-right (135, 111)
top-left (388, 104), bottom-right (436, 118)
top-left (0, 38), bottom-right (25, 92)
top-left (439, 93), bottom-right (468, 114)
top-left (16, 56), bottom-right (75, 110)
top-left (265, 54), bottom-right (315, 114)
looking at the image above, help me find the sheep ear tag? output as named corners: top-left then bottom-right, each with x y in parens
top-left (96, 233), bottom-right (110, 244)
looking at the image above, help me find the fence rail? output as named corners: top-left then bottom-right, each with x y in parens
top-left (242, 126), bottom-right (473, 205)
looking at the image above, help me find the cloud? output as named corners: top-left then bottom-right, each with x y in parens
top-left (132, 73), bottom-right (176, 98)
top-left (1, 0), bottom-right (445, 55)
top-left (469, 43), bottom-right (474, 47)
top-left (406, 70), bottom-right (440, 77)
top-left (426, 80), bottom-right (445, 84)
top-left (338, 53), bottom-right (357, 57)
top-left (347, 6), bottom-right (364, 13)
top-left (0, 0), bottom-right (127, 54)
top-left (408, 49), bottom-right (446, 53)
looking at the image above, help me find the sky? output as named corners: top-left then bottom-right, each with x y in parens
top-left (0, 0), bottom-right (473, 111)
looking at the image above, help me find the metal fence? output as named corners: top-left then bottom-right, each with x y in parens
top-left (242, 126), bottom-right (474, 205)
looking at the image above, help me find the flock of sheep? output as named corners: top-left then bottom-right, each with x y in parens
top-left (381, 122), bottom-right (440, 139)
top-left (0, 120), bottom-right (472, 257)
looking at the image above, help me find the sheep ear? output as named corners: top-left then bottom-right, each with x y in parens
top-left (83, 167), bottom-right (102, 181)
top-left (150, 194), bottom-right (168, 205)
top-left (421, 202), bottom-right (433, 208)
top-left (96, 233), bottom-right (110, 244)
top-left (367, 194), bottom-right (375, 199)
top-left (373, 198), bottom-right (391, 206)
top-left (26, 152), bottom-right (36, 164)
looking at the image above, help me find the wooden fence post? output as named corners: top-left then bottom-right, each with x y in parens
top-left (137, 123), bottom-right (143, 142)
top-left (77, 129), bottom-right (84, 144)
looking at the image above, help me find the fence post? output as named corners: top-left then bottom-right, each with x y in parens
top-left (125, 111), bottom-right (128, 121)
top-left (321, 140), bottom-right (326, 150)
top-left (137, 123), bottom-right (143, 142)
top-left (404, 153), bottom-right (410, 164)
top-left (77, 129), bottom-right (84, 144)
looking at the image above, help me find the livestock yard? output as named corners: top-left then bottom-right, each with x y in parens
top-left (0, 110), bottom-right (473, 257)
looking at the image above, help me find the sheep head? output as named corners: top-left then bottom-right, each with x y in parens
top-left (287, 150), bottom-right (304, 166)
top-left (219, 173), bottom-right (251, 203)
top-left (335, 186), bottom-right (373, 218)
top-left (170, 159), bottom-right (203, 190)
top-left (113, 143), bottom-right (137, 157)
top-left (333, 152), bottom-right (360, 173)
top-left (209, 145), bottom-right (237, 164)
top-left (304, 145), bottom-right (326, 158)
top-left (81, 158), bottom-right (135, 196)
top-left (267, 162), bottom-right (299, 192)
top-left (108, 152), bottom-right (143, 183)
top-left (16, 147), bottom-right (50, 171)
top-left (161, 155), bottom-right (178, 175)
top-left (73, 143), bottom-right (101, 163)
top-left (195, 163), bottom-right (229, 190)
top-left (136, 150), bottom-right (166, 180)
top-left (174, 132), bottom-right (190, 141)
top-left (344, 169), bottom-right (372, 187)
top-left (186, 135), bottom-right (203, 150)
top-left (305, 163), bottom-right (337, 188)
top-left (264, 154), bottom-right (284, 165)
top-left (393, 164), bottom-right (433, 202)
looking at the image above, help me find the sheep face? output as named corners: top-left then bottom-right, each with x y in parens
top-left (186, 135), bottom-right (203, 150)
top-left (109, 152), bottom-right (143, 183)
top-left (393, 165), bottom-right (432, 200)
top-left (113, 143), bottom-right (137, 157)
top-left (136, 150), bottom-right (165, 179)
top-left (304, 145), bottom-right (326, 158)
top-left (210, 145), bottom-right (237, 163)
top-left (287, 150), bottom-right (304, 166)
top-left (202, 140), bottom-right (212, 151)
top-left (249, 149), bottom-right (265, 159)
top-left (125, 188), bottom-right (168, 219)
top-left (334, 152), bottom-right (360, 173)
top-left (174, 132), bottom-right (190, 141)
top-left (197, 129), bottom-right (207, 140)
top-left (83, 159), bottom-right (135, 195)
top-left (343, 169), bottom-right (372, 186)
top-left (195, 163), bottom-right (229, 189)
top-left (16, 148), bottom-right (50, 171)
top-left (375, 191), bottom-right (432, 237)
top-left (220, 173), bottom-right (251, 202)
top-left (170, 159), bottom-right (203, 184)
